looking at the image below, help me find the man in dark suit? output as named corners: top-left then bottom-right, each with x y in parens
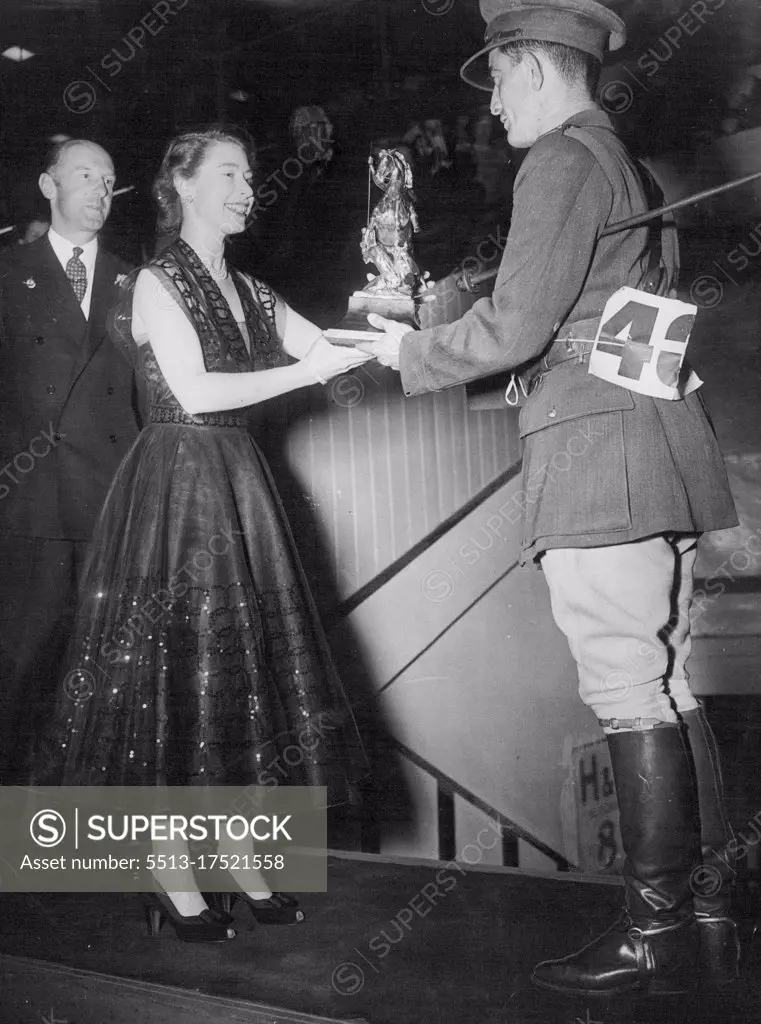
top-left (363, 0), bottom-right (740, 998)
top-left (0, 139), bottom-right (143, 784)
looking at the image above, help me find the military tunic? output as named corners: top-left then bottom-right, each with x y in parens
top-left (399, 108), bottom-right (737, 562)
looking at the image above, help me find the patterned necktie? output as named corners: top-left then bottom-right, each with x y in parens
top-left (66, 246), bottom-right (87, 303)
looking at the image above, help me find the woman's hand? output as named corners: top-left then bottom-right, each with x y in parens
top-left (302, 335), bottom-right (373, 385)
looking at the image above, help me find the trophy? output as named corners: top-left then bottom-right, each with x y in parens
top-left (325, 148), bottom-right (424, 343)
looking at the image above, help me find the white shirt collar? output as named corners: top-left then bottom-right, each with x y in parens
top-left (47, 227), bottom-right (98, 273)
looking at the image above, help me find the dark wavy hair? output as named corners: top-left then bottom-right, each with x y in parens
top-left (153, 125), bottom-right (256, 234)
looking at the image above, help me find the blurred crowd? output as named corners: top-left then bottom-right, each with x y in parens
top-left (375, 105), bottom-right (514, 207)
top-left (362, 105), bottom-right (515, 289)
top-left (233, 99), bottom-right (516, 322)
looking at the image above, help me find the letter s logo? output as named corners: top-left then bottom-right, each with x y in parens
top-left (30, 809), bottom-right (66, 848)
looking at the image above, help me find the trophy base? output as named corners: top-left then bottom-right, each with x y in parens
top-left (325, 291), bottom-right (417, 344)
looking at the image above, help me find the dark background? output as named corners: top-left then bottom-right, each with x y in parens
top-left (1, 1), bottom-right (759, 202)
top-left (2, 0), bottom-right (761, 314)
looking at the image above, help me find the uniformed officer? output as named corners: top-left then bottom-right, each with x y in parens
top-left (360, 0), bottom-right (740, 996)
top-left (0, 140), bottom-right (143, 784)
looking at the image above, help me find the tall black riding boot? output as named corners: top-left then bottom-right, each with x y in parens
top-left (532, 725), bottom-right (701, 996)
top-left (683, 705), bottom-right (741, 986)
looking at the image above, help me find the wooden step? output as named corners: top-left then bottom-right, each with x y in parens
top-left (0, 955), bottom-right (364, 1024)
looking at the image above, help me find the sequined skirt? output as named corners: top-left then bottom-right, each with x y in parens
top-left (34, 423), bottom-right (366, 798)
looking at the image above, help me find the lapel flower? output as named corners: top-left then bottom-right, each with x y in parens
top-left (114, 273), bottom-right (128, 287)
top-left (24, 277), bottom-right (36, 289)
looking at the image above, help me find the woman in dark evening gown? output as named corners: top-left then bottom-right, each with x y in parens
top-left (36, 127), bottom-right (371, 940)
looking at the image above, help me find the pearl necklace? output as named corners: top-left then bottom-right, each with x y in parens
top-left (204, 260), bottom-right (228, 281)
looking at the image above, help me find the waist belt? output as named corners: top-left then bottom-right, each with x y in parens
top-left (522, 317), bottom-right (600, 390)
top-left (149, 406), bottom-right (249, 428)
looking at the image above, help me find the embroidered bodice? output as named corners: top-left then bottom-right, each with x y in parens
top-left (114, 238), bottom-right (285, 428)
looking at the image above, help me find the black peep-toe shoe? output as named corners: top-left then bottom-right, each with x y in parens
top-left (144, 891), bottom-right (237, 942)
top-left (210, 891), bottom-right (305, 925)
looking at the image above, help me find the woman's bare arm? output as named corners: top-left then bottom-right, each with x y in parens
top-left (271, 291), bottom-right (323, 360)
top-left (132, 269), bottom-right (368, 416)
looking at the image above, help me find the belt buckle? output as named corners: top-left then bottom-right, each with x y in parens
top-left (563, 337), bottom-right (586, 365)
top-left (564, 337), bottom-right (590, 365)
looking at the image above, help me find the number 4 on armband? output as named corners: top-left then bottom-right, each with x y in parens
top-left (588, 287), bottom-right (701, 400)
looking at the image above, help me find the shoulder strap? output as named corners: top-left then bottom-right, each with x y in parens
top-left (562, 124), bottom-right (667, 295)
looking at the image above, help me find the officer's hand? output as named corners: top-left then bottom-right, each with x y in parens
top-left (355, 314), bottom-right (410, 371)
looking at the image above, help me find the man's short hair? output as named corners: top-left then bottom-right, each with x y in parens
top-left (43, 139), bottom-right (103, 179)
top-left (499, 40), bottom-right (602, 96)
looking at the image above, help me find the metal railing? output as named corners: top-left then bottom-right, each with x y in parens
top-left (390, 736), bottom-right (574, 872)
top-left (331, 460), bottom-right (575, 873)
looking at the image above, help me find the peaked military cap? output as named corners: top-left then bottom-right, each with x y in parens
top-left (461, 0), bottom-right (626, 90)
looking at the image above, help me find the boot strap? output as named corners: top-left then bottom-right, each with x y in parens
top-left (626, 917), bottom-right (692, 981)
top-left (627, 918), bottom-right (691, 939)
top-left (599, 716), bottom-right (665, 732)
top-left (694, 913), bottom-right (737, 926)
top-left (631, 929), bottom-right (657, 979)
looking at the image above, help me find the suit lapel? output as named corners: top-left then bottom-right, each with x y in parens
top-left (79, 248), bottom-right (116, 366)
top-left (59, 251), bottom-right (121, 424)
